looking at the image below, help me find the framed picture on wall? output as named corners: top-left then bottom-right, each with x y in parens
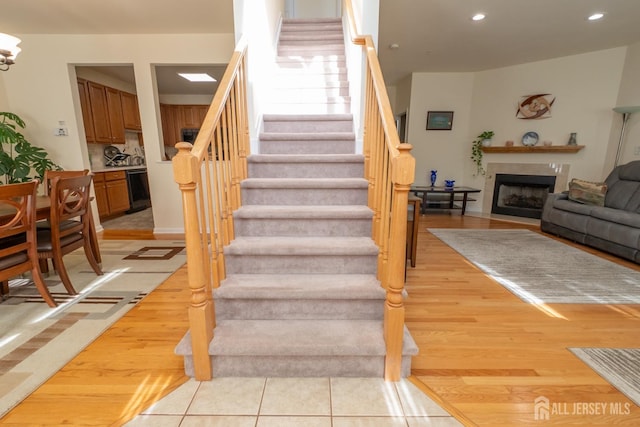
top-left (426, 111), bottom-right (454, 130)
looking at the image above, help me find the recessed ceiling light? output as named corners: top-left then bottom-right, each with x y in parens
top-left (178, 73), bottom-right (217, 82)
top-left (472, 13), bottom-right (486, 21)
top-left (587, 12), bottom-right (605, 21)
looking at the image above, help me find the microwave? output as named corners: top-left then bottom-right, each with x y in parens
top-left (181, 128), bottom-right (200, 143)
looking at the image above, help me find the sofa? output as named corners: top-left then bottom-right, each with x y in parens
top-left (541, 160), bottom-right (640, 263)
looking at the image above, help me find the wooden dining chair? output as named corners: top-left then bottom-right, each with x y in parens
top-left (37, 175), bottom-right (103, 295)
top-left (0, 180), bottom-right (56, 306)
top-left (40, 169), bottom-right (102, 265)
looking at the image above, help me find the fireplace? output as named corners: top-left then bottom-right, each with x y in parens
top-left (492, 174), bottom-right (556, 219)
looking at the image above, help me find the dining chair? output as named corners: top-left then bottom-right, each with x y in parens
top-left (0, 180), bottom-right (56, 306)
top-left (37, 175), bottom-right (103, 295)
top-left (40, 169), bottom-right (102, 266)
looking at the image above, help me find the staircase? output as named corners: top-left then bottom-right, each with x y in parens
top-left (176, 18), bottom-right (417, 378)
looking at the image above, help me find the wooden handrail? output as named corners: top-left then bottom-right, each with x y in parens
top-left (172, 36), bottom-right (250, 381)
top-left (344, 0), bottom-right (416, 381)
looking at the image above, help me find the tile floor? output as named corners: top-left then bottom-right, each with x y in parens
top-left (125, 377), bottom-right (463, 426)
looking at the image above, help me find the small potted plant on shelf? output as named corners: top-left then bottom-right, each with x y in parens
top-left (0, 112), bottom-right (60, 184)
top-left (471, 130), bottom-right (494, 176)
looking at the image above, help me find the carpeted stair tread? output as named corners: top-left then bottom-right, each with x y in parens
top-left (241, 178), bottom-right (367, 189)
top-left (259, 132), bottom-right (354, 141)
top-left (210, 319), bottom-right (386, 356)
top-left (276, 54), bottom-right (346, 62)
top-left (225, 236), bottom-right (378, 256)
top-left (234, 205), bottom-right (372, 219)
top-left (263, 113), bottom-right (353, 122)
top-left (280, 33), bottom-right (344, 42)
top-left (216, 274), bottom-right (384, 300)
top-left (248, 154), bottom-right (363, 163)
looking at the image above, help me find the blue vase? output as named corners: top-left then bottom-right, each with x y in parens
top-left (430, 170), bottom-right (437, 187)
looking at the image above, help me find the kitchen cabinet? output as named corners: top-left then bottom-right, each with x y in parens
top-left (93, 170), bottom-right (130, 218)
top-left (79, 79), bottom-right (141, 143)
top-left (93, 173), bottom-right (109, 217)
top-left (87, 82), bottom-right (113, 143)
top-left (77, 79), bottom-right (96, 143)
top-left (121, 91), bottom-right (142, 131)
top-left (160, 103), bottom-right (179, 147)
top-left (160, 104), bottom-right (208, 147)
top-left (180, 105), bottom-right (208, 128)
top-left (105, 87), bottom-right (126, 143)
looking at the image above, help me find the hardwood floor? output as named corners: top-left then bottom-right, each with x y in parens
top-left (407, 214), bottom-right (640, 426)
top-left (2, 215), bottom-right (639, 425)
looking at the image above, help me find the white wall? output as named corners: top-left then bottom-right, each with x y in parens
top-left (0, 33), bottom-right (235, 233)
top-left (407, 73), bottom-right (474, 187)
top-left (612, 40), bottom-right (640, 170)
top-left (234, 0), bottom-right (285, 151)
top-left (289, 0), bottom-right (340, 18)
top-left (404, 47), bottom-right (627, 213)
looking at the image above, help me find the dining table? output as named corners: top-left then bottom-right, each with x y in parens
top-left (0, 194), bottom-right (102, 265)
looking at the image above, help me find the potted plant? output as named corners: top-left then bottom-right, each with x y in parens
top-left (0, 112), bottom-right (60, 184)
top-left (471, 130), bottom-right (494, 176)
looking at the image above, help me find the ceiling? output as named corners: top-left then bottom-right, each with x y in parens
top-left (2, 0), bottom-right (640, 87)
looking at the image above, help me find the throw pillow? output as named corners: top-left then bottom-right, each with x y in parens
top-left (568, 178), bottom-right (607, 206)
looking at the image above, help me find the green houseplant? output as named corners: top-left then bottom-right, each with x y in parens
top-left (0, 112), bottom-right (60, 184)
top-left (471, 130), bottom-right (494, 176)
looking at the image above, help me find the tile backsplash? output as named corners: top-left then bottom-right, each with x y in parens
top-left (88, 132), bottom-right (145, 170)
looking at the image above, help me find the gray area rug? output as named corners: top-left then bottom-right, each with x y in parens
top-left (570, 348), bottom-right (640, 406)
top-left (429, 229), bottom-right (640, 304)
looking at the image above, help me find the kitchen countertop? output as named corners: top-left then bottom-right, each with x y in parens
top-left (92, 165), bottom-right (147, 173)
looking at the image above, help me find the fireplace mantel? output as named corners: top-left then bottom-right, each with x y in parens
top-left (481, 145), bottom-right (584, 154)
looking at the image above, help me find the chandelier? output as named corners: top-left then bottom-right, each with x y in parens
top-left (0, 33), bottom-right (22, 71)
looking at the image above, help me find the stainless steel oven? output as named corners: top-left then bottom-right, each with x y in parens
top-left (125, 168), bottom-right (151, 213)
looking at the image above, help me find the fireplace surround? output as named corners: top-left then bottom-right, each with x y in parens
top-left (483, 163), bottom-right (570, 219)
top-left (492, 174), bottom-right (556, 218)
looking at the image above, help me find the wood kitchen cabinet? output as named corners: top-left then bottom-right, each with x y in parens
top-left (160, 103), bottom-right (179, 147)
top-left (77, 79), bottom-right (96, 143)
top-left (180, 105), bottom-right (208, 128)
top-left (93, 170), bottom-right (130, 219)
top-left (87, 81), bottom-right (113, 143)
top-left (160, 104), bottom-right (208, 147)
top-left (79, 79), bottom-right (142, 143)
top-left (121, 91), bottom-right (142, 131)
top-left (105, 87), bottom-right (126, 143)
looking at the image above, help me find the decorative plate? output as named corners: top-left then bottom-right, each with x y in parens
top-left (522, 131), bottom-right (539, 146)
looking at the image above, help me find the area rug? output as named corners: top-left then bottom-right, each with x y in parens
top-left (0, 240), bottom-right (186, 418)
top-left (570, 348), bottom-right (640, 406)
top-left (428, 229), bottom-right (640, 304)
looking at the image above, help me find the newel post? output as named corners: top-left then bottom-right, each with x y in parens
top-left (384, 143), bottom-right (415, 381)
top-left (173, 142), bottom-right (214, 380)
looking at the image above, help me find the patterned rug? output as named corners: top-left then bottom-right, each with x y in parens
top-left (428, 229), bottom-right (640, 304)
top-left (570, 348), bottom-right (640, 406)
top-left (0, 240), bottom-right (186, 418)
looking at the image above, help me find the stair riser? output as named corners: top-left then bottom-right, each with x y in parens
top-left (263, 119), bottom-right (352, 133)
top-left (248, 162), bottom-right (363, 178)
top-left (276, 67), bottom-right (347, 75)
top-left (234, 217), bottom-right (371, 237)
top-left (259, 139), bottom-right (355, 154)
top-left (282, 25), bottom-right (343, 33)
top-left (272, 87), bottom-right (350, 97)
top-left (263, 104), bottom-right (352, 115)
top-left (225, 254), bottom-right (377, 274)
top-left (278, 48), bottom-right (345, 56)
top-left (242, 188), bottom-right (367, 205)
top-left (181, 356), bottom-right (384, 378)
top-left (215, 299), bottom-right (383, 320)
top-left (279, 40), bottom-right (344, 47)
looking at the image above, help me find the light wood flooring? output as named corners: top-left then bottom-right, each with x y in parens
top-left (2, 214), bottom-right (640, 425)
